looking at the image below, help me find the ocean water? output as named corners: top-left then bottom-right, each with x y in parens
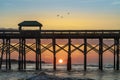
top-left (0, 63), bottom-right (120, 80)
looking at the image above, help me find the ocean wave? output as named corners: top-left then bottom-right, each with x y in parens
top-left (27, 72), bottom-right (95, 80)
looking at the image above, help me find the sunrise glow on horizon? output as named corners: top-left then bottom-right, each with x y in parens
top-left (58, 59), bottom-right (63, 64)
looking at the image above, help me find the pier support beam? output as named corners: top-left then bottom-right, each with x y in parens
top-left (21, 39), bottom-right (24, 70)
top-left (0, 39), bottom-right (5, 69)
top-left (39, 39), bottom-right (41, 70)
top-left (19, 39), bottom-right (25, 70)
top-left (67, 38), bottom-right (71, 71)
top-left (8, 40), bottom-right (11, 70)
top-left (18, 39), bottom-right (21, 70)
top-left (99, 53), bottom-right (100, 70)
top-left (115, 38), bottom-right (119, 70)
top-left (116, 38), bottom-right (119, 70)
top-left (53, 38), bottom-right (56, 71)
top-left (8, 39), bottom-right (11, 70)
top-left (36, 38), bottom-right (40, 70)
top-left (5, 39), bottom-right (11, 70)
top-left (5, 40), bottom-right (8, 70)
top-left (67, 54), bottom-right (71, 71)
top-left (114, 39), bottom-right (116, 70)
top-left (84, 38), bottom-right (87, 71)
top-left (23, 39), bottom-right (26, 70)
top-left (99, 38), bottom-right (103, 71)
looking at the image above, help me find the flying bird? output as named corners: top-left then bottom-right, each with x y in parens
top-left (67, 12), bottom-right (70, 15)
top-left (56, 14), bottom-right (64, 18)
top-left (57, 14), bottom-right (60, 17)
top-left (57, 11), bottom-right (70, 18)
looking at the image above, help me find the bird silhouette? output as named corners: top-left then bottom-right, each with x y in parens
top-left (57, 14), bottom-right (60, 17)
top-left (67, 12), bottom-right (70, 15)
top-left (56, 12), bottom-right (70, 18)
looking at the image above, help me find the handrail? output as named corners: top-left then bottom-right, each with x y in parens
top-left (0, 30), bottom-right (120, 35)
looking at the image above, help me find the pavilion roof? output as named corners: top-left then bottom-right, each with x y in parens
top-left (18, 21), bottom-right (42, 27)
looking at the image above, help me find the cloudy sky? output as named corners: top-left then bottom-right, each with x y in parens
top-left (0, 0), bottom-right (120, 30)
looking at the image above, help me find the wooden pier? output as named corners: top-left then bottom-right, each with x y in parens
top-left (0, 21), bottom-right (120, 71)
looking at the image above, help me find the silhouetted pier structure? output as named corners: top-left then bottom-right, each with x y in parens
top-left (0, 21), bottom-right (120, 71)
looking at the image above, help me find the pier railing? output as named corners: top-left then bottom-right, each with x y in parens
top-left (0, 30), bottom-right (120, 38)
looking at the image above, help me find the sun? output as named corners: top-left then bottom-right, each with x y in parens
top-left (58, 59), bottom-right (63, 63)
